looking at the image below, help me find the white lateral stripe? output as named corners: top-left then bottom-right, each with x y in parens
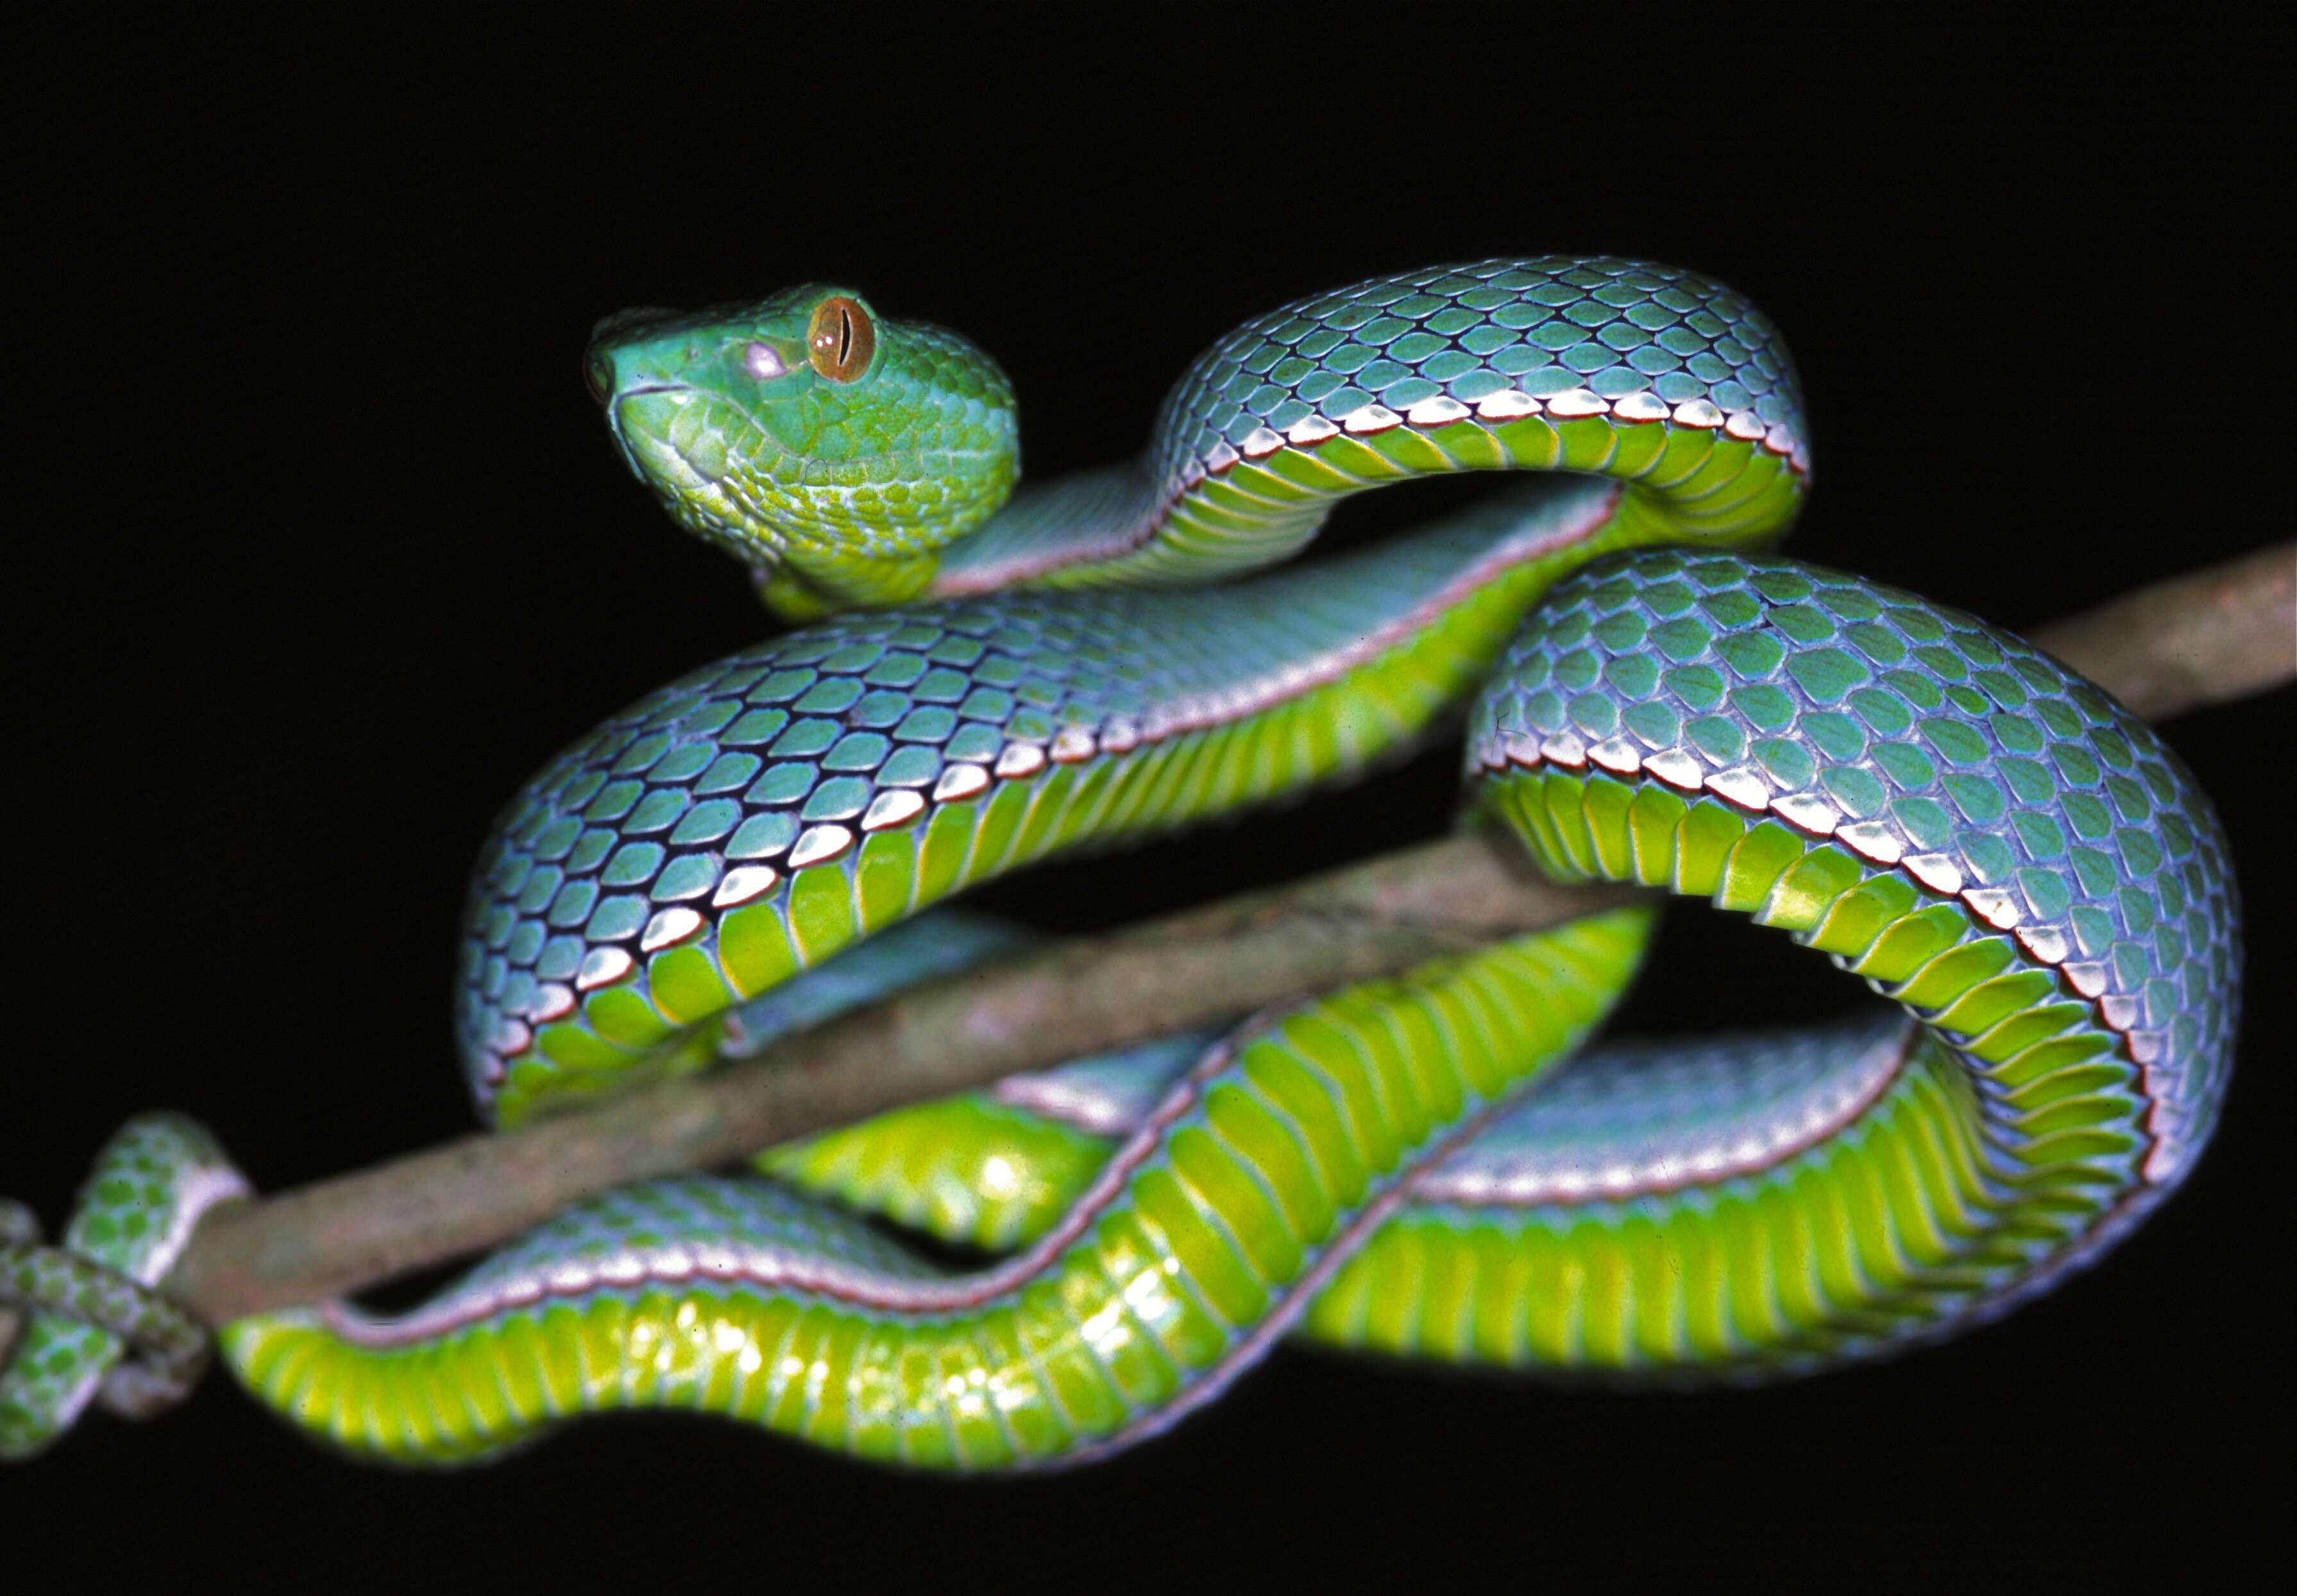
top-left (1703, 767), bottom-right (1769, 810)
top-left (575, 946), bottom-right (634, 992)
top-left (712, 865), bottom-right (780, 908)
top-left (931, 763), bottom-right (990, 803)
top-left (1641, 749), bottom-right (1703, 790)
top-left (860, 789), bottom-right (926, 832)
top-left (1475, 389), bottom-right (1542, 420)
top-left (1404, 395), bottom-right (1469, 427)
top-left (640, 906), bottom-right (703, 953)
top-left (1901, 853), bottom-right (1964, 894)
top-left (994, 742), bottom-right (1047, 779)
top-left (788, 824), bottom-right (854, 870)
top-left (1836, 820), bottom-right (1903, 864)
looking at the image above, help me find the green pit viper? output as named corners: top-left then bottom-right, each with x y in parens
top-left (0, 257), bottom-right (2239, 1468)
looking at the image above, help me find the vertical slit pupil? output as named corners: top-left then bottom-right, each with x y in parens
top-left (810, 298), bottom-right (869, 379)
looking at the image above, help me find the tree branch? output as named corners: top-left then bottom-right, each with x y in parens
top-left (157, 542), bottom-right (2296, 1324)
top-left (2030, 541), bottom-right (2294, 717)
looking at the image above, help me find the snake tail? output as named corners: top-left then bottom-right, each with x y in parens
top-left (0, 1117), bottom-right (246, 1459)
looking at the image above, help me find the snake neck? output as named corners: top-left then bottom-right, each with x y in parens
top-left (461, 474), bottom-right (1634, 1125)
top-left (926, 256), bottom-right (1806, 600)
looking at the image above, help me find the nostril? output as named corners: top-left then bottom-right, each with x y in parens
top-left (584, 349), bottom-right (615, 407)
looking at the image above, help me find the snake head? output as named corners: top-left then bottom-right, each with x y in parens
top-left (586, 286), bottom-right (1019, 616)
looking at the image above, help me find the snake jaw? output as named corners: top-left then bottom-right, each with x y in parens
top-left (604, 387), bottom-right (788, 571)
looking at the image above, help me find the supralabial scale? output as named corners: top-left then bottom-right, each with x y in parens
top-left (1, 258), bottom-right (2238, 1467)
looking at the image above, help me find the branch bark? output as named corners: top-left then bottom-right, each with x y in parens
top-left (157, 542), bottom-right (2296, 1324)
top-left (2031, 541), bottom-right (2295, 717)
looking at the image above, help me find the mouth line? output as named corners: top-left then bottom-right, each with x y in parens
top-left (602, 382), bottom-right (697, 477)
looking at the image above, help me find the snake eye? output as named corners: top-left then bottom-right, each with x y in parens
top-left (806, 296), bottom-right (874, 382)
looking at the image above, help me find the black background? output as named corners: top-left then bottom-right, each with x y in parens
top-left (8, 8), bottom-right (2285, 1590)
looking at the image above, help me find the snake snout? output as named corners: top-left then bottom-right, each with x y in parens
top-left (583, 347), bottom-right (615, 407)
top-left (586, 345), bottom-right (693, 410)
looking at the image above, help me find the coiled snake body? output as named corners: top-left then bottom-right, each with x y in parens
top-left (1, 258), bottom-right (2239, 1466)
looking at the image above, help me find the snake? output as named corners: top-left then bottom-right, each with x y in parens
top-left (0, 257), bottom-right (2239, 1468)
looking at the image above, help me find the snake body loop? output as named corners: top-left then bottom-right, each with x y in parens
top-left (0, 1118), bottom-right (245, 1458)
top-left (3, 259), bottom-right (2236, 1466)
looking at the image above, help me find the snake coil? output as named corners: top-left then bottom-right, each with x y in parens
top-left (2, 258), bottom-right (2237, 1467)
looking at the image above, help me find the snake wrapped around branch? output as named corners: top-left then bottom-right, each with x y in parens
top-left (0, 257), bottom-right (2239, 1468)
